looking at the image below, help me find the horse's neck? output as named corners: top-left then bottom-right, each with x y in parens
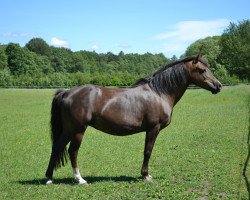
top-left (169, 81), bottom-right (189, 107)
top-left (147, 64), bottom-right (190, 107)
top-left (161, 66), bottom-right (190, 107)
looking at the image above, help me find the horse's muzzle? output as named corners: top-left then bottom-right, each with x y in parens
top-left (211, 81), bottom-right (222, 94)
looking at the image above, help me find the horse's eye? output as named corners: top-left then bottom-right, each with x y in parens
top-left (195, 67), bottom-right (206, 74)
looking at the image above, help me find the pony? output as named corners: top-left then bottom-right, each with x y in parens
top-left (45, 54), bottom-right (222, 184)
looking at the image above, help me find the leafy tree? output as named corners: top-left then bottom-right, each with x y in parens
top-left (50, 47), bottom-right (74, 72)
top-left (5, 43), bottom-right (40, 75)
top-left (184, 36), bottom-right (221, 70)
top-left (5, 43), bottom-right (26, 75)
top-left (218, 20), bottom-right (250, 80)
top-left (170, 55), bottom-right (178, 62)
top-left (33, 54), bottom-right (54, 74)
top-left (25, 38), bottom-right (51, 56)
top-left (0, 45), bottom-right (8, 69)
top-left (118, 51), bottom-right (125, 58)
top-left (0, 68), bottom-right (12, 86)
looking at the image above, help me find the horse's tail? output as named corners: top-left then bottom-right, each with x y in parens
top-left (50, 89), bottom-right (68, 170)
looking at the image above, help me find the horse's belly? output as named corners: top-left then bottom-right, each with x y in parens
top-left (89, 116), bottom-right (144, 136)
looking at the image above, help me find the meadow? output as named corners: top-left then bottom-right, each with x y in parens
top-left (0, 85), bottom-right (249, 199)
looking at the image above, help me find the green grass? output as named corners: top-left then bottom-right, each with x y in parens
top-left (0, 85), bottom-right (249, 199)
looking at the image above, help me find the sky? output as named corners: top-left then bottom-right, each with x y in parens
top-left (0, 0), bottom-right (249, 57)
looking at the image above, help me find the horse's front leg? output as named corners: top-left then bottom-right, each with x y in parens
top-left (141, 125), bottom-right (160, 182)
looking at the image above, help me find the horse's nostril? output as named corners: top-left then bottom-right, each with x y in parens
top-left (217, 82), bottom-right (222, 89)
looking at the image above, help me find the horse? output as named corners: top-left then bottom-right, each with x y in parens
top-left (45, 54), bottom-right (222, 184)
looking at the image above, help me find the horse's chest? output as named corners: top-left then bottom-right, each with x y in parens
top-left (146, 102), bottom-right (172, 125)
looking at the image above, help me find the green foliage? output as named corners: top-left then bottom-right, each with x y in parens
top-left (170, 55), bottom-right (178, 62)
top-left (184, 36), bottom-right (221, 69)
top-left (0, 86), bottom-right (249, 199)
top-left (25, 38), bottom-right (51, 56)
top-left (50, 47), bottom-right (74, 72)
top-left (1, 40), bottom-right (169, 87)
top-left (0, 45), bottom-right (8, 69)
top-left (33, 54), bottom-right (54, 74)
top-left (5, 43), bottom-right (40, 75)
top-left (218, 20), bottom-right (250, 80)
top-left (0, 68), bottom-right (12, 86)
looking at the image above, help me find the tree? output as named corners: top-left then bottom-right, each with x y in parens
top-left (25, 38), bottom-right (51, 56)
top-left (0, 45), bottom-right (8, 69)
top-left (49, 47), bottom-right (74, 72)
top-left (118, 51), bottom-right (125, 58)
top-left (170, 55), bottom-right (178, 62)
top-left (218, 20), bottom-right (250, 80)
top-left (33, 54), bottom-right (54, 74)
top-left (5, 43), bottom-right (39, 75)
top-left (184, 36), bottom-right (221, 70)
top-left (0, 68), bottom-right (12, 86)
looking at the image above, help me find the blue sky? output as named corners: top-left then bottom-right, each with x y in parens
top-left (0, 0), bottom-right (249, 57)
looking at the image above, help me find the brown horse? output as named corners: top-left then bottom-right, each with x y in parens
top-left (45, 54), bottom-right (222, 184)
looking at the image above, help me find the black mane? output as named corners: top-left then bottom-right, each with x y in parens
top-left (132, 56), bottom-right (208, 95)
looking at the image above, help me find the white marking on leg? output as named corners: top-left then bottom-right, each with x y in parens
top-left (73, 168), bottom-right (87, 184)
top-left (46, 179), bottom-right (53, 185)
top-left (144, 175), bottom-right (153, 183)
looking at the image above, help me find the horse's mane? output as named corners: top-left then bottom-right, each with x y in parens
top-left (132, 56), bottom-right (208, 95)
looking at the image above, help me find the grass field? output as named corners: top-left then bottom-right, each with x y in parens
top-left (0, 85), bottom-right (249, 199)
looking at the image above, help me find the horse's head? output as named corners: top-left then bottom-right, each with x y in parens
top-left (187, 54), bottom-right (222, 94)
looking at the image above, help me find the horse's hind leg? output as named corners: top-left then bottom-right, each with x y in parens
top-left (68, 131), bottom-right (87, 184)
top-left (45, 133), bottom-right (69, 184)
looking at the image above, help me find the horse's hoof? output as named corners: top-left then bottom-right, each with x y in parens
top-left (144, 175), bottom-right (153, 183)
top-left (46, 179), bottom-right (53, 185)
top-left (76, 178), bottom-right (88, 185)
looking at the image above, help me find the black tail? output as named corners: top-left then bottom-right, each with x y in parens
top-left (50, 89), bottom-right (68, 170)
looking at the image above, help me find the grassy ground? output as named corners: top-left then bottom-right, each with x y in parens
top-left (0, 85), bottom-right (249, 199)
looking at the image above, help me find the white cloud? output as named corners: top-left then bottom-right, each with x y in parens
top-left (91, 44), bottom-right (99, 50)
top-left (117, 43), bottom-right (132, 49)
top-left (20, 32), bottom-right (36, 37)
top-left (153, 19), bottom-right (230, 41)
top-left (51, 37), bottom-right (69, 48)
top-left (152, 19), bottom-right (231, 56)
top-left (2, 32), bottom-right (36, 37)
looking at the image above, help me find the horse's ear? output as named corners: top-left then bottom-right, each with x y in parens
top-left (193, 46), bottom-right (203, 64)
top-left (193, 53), bottom-right (201, 64)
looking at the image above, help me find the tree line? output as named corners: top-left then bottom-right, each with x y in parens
top-left (0, 20), bottom-right (249, 87)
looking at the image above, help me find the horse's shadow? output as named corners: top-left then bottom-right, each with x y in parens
top-left (18, 176), bottom-right (140, 185)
